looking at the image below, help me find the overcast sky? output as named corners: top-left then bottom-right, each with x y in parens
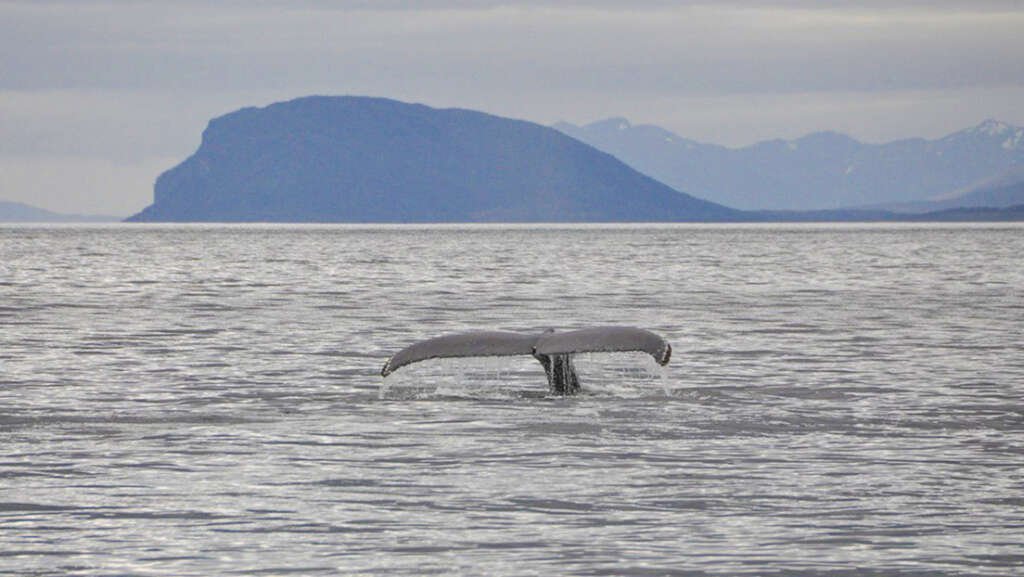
top-left (2, 1), bottom-right (1023, 216)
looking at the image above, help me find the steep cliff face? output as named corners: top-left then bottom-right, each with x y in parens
top-left (128, 96), bottom-right (737, 223)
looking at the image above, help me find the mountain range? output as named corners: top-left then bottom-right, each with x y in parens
top-left (8, 96), bottom-right (1022, 223)
top-left (554, 118), bottom-right (1024, 212)
top-left (128, 96), bottom-right (737, 222)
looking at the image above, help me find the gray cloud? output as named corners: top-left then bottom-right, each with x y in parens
top-left (3, 2), bottom-right (1022, 94)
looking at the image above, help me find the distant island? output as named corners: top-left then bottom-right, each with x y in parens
top-left (128, 96), bottom-right (737, 223)
top-left (124, 95), bottom-right (1024, 224)
top-left (0, 200), bottom-right (118, 223)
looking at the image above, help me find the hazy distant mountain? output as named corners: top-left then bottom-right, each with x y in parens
top-left (554, 118), bottom-right (1024, 211)
top-left (927, 164), bottom-right (1024, 209)
top-left (0, 200), bottom-right (117, 222)
top-left (129, 96), bottom-right (738, 223)
top-left (907, 204), bottom-right (1024, 222)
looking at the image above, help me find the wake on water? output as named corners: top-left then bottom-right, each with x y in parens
top-left (378, 352), bottom-right (669, 400)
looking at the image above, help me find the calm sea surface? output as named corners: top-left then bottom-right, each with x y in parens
top-left (1, 223), bottom-right (1022, 576)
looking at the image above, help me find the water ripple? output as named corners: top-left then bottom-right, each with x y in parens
top-left (1, 223), bottom-right (1022, 576)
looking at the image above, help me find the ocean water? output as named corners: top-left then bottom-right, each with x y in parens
top-left (1, 223), bottom-right (1022, 576)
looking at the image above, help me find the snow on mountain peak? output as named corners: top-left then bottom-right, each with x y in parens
top-left (975, 119), bottom-right (1011, 136)
top-left (583, 117), bottom-right (632, 133)
top-left (1003, 130), bottom-right (1023, 150)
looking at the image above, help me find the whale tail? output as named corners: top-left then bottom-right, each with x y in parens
top-left (381, 326), bottom-right (671, 395)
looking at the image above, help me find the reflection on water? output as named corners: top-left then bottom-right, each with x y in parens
top-left (1, 223), bottom-right (1022, 576)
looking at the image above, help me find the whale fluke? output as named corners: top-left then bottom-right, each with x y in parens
top-left (535, 326), bottom-right (672, 365)
top-left (381, 327), bottom-right (671, 395)
top-left (381, 331), bottom-right (537, 378)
